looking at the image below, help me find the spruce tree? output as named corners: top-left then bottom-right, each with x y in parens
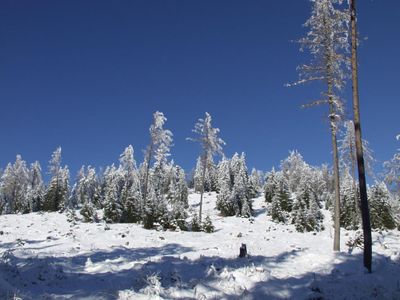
top-left (188, 112), bottom-right (225, 222)
top-left (368, 182), bottom-right (397, 230)
top-left (43, 148), bottom-right (70, 212)
top-left (288, 0), bottom-right (350, 251)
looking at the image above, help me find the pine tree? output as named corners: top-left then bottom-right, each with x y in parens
top-left (264, 168), bottom-right (278, 203)
top-left (280, 151), bottom-right (310, 193)
top-left (103, 165), bottom-right (124, 223)
top-left (339, 120), bottom-right (375, 177)
top-left (292, 180), bottom-right (323, 232)
top-left (368, 182), bottom-right (397, 230)
top-left (232, 153), bottom-right (252, 217)
top-left (0, 156), bottom-right (30, 214)
top-left (190, 214), bottom-right (201, 232)
top-left (248, 168), bottom-right (262, 199)
top-left (142, 111), bottom-right (173, 203)
top-left (383, 135), bottom-right (400, 195)
top-left (176, 166), bottom-right (189, 207)
top-left (202, 215), bottom-right (215, 233)
top-left (26, 161), bottom-right (44, 212)
top-left (118, 145), bottom-right (143, 223)
top-left (188, 112), bottom-right (225, 222)
top-left (193, 156), bottom-right (213, 192)
top-left (168, 208), bottom-right (188, 231)
top-left (340, 167), bottom-right (360, 230)
top-left (216, 158), bottom-right (236, 216)
top-left (269, 172), bottom-right (292, 223)
top-left (43, 148), bottom-right (70, 211)
top-left (288, 0), bottom-right (350, 251)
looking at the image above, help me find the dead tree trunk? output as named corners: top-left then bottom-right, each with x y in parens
top-left (350, 0), bottom-right (372, 273)
top-left (329, 94), bottom-right (341, 252)
top-left (199, 155), bottom-right (207, 223)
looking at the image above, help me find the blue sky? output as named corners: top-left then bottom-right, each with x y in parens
top-left (0, 0), bottom-right (399, 178)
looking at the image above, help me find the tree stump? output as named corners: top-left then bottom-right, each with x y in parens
top-left (239, 243), bottom-right (247, 258)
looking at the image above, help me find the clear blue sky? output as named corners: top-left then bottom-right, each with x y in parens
top-left (0, 0), bottom-right (399, 178)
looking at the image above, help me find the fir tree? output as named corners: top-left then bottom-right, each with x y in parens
top-left (248, 168), bottom-right (262, 199)
top-left (103, 165), bottom-right (124, 223)
top-left (292, 181), bottom-right (323, 232)
top-left (340, 167), bottom-right (360, 230)
top-left (26, 161), bottom-right (45, 212)
top-left (202, 215), bottom-right (215, 233)
top-left (264, 168), bottom-right (278, 203)
top-left (269, 175), bottom-right (292, 224)
top-left (142, 111), bottom-right (173, 204)
top-left (43, 148), bottom-right (70, 211)
top-left (383, 135), bottom-right (400, 195)
top-left (368, 182), bottom-right (397, 230)
top-left (288, 0), bottom-right (350, 251)
top-left (190, 214), bottom-right (201, 232)
top-left (216, 157), bottom-right (236, 216)
top-left (188, 112), bottom-right (225, 222)
top-left (0, 156), bottom-right (29, 214)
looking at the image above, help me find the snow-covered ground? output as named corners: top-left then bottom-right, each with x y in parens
top-left (1, 193), bottom-right (399, 299)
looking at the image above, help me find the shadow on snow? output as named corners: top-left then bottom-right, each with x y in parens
top-left (0, 241), bottom-right (399, 299)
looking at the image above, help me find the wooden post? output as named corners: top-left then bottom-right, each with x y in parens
top-left (239, 244), bottom-right (247, 258)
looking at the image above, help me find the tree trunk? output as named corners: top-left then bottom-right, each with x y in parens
top-left (199, 154), bottom-right (207, 223)
top-left (142, 143), bottom-right (154, 204)
top-left (329, 99), bottom-right (341, 252)
top-left (350, 0), bottom-right (372, 273)
top-left (322, 10), bottom-right (341, 252)
top-left (349, 134), bottom-right (360, 217)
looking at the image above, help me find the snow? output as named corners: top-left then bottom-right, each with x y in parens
top-left (1, 192), bottom-right (399, 299)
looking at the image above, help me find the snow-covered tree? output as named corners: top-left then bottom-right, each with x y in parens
top-left (292, 180), bottom-right (324, 232)
top-left (248, 168), bottom-right (262, 198)
top-left (69, 166), bottom-right (86, 208)
top-left (142, 111), bottom-right (173, 202)
top-left (0, 155), bottom-right (29, 214)
top-left (118, 145), bottom-right (143, 222)
top-left (339, 167), bottom-right (360, 230)
top-left (202, 215), bottom-right (215, 233)
top-left (368, 182), bottom-right (397, 230)
top-left (188, 112), bottom-right (225, 222)
top-left (166, 165), bottom-right (188, 207)
top-left (338, 120), bottom-right (375, 227)
top-left (26, 161), bottom-right (45, 212)
top-left (193, 156), bottom-right (215, 193)
top-left (289, 0), bottom-right (350, 251)
top-left (216, 157), bottom-right (236, 216)
top-left (43, 147), bottom-right (70, 211)
top-left (76, 166), bottom-right (101, 222)
top-left (280, 151), bottom-right (310, 193)
top-left (269, 172), bottom-right (292, 224)
top-left (383, 135), bottom-right (400, 195)
top-left (231, 153), bottom-right (252, 217)
top-left (103, 165), bottom-right (124, 223)
top-left (142, 185), bottom-right (167, 229)
top-left (264, 168), bottom-right (278, 203)
top-left (216, 153), bottom-right (252, 217)
top-left (339, 120), bottom-right (375, 177)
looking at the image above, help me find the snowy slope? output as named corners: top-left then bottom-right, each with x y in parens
top-left (1, 193), bottom-right (400, 299)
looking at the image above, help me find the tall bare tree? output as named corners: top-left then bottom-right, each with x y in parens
top-left (289, 0), bottom-right (350, 251)
top-left (349, 0), bottom-right (372, 273)
top-left (188, 112), bottom-right (225, 222)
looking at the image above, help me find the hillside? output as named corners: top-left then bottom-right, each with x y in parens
top-left (1, 193), bottom-right (399, 299)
